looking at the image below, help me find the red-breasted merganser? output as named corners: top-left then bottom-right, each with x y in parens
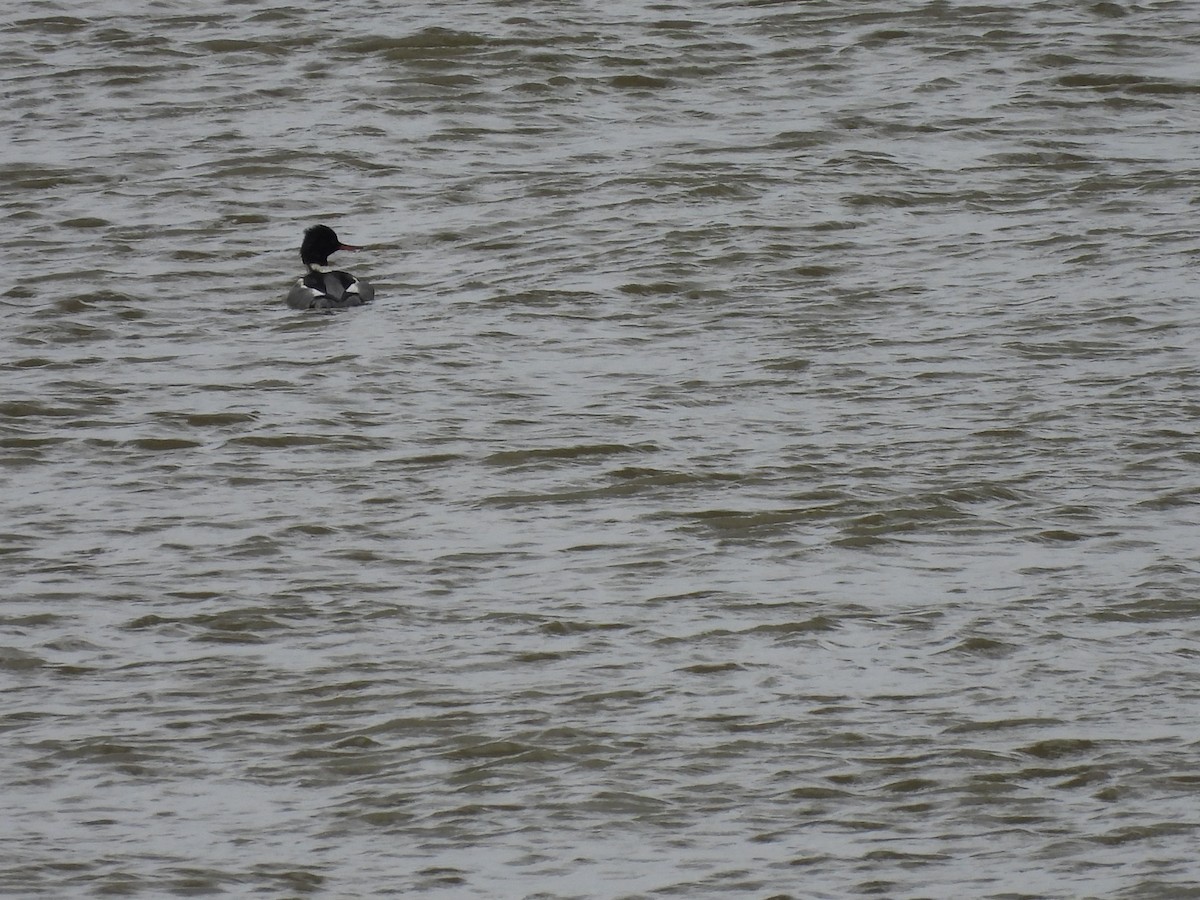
top-left (286, 224), bottom-right (376, 309)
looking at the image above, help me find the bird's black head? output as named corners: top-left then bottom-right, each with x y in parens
top-left (300, 224), bottom-right (359, 268)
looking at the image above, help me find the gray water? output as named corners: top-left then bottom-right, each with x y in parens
top-left (3, 1), bottom-right (1200, 897)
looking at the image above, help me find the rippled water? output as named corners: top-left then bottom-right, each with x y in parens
top-left (4, 1), bottom-right (1200, 897)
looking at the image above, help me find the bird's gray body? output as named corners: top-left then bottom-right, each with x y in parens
top-left (286, 269), bottom-right (375, 310)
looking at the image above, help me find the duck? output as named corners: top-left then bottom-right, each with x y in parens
top-left (286, 224), bottom-right (376, 309)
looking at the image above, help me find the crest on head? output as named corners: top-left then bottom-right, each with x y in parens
top-left (300, 224), bottom-right (352, 268)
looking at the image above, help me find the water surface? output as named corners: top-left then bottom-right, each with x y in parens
top-left (3, 1), bottom-right (1200, 897)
